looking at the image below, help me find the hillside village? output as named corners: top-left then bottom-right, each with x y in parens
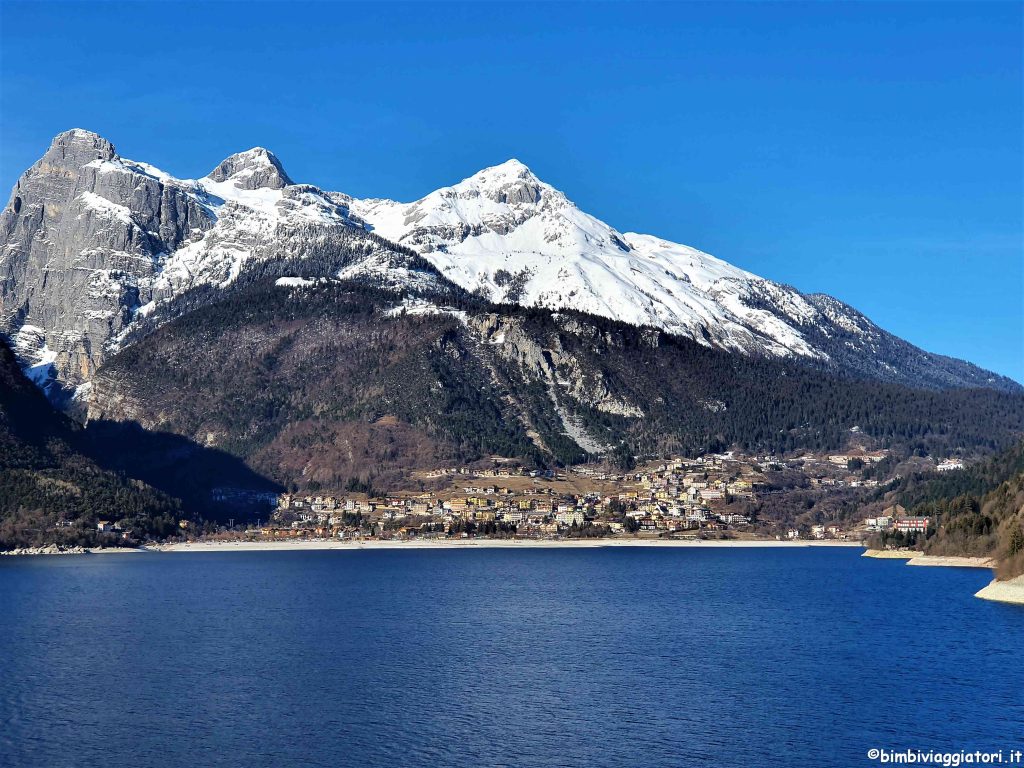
top-left (5, 441), bottom-right (969, 554)
top-left (234, 446), bottom-right (942, 544)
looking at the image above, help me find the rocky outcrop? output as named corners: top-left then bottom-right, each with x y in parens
top-left (208, 148), bottom-right (293, 190)
top-left (0, 130), bottom-right (447, 405)
top-left (0, 129), bottom-right (214, 400)
top-left (469, 313), bottom-right (641, 454)
top-left (0, 544), bottom-right (87, 556)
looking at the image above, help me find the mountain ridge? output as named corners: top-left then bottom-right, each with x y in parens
top-left (350, 158), bottom-right (1018, 392)
top-left (0, 129), bottom-right (1018, 405)
top-left (0, 129), bottom-right (449, 402)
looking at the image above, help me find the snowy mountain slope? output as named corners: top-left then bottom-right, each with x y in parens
top-left (0, 130), bottom-right (1017, 405)
top-left (351, 160), bottom-right (1019, 392)
top-left (0, 130), bottom-right (446, 401)
top-left (351, 160), bottom-right (824, 359)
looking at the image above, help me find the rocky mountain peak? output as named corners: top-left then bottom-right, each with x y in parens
top-left (478, 158), bottom-right (534, 178)
top-left (44, 128), bottom-right (116, 165)
top-left (464, 159), bottom-right (546, 205)
top-left (0, 130), bottom-right (215, 400)
top-left (207, 147), bottom-right (293, 190)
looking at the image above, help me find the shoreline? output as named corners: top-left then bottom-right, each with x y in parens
top-left (0, 538), bottom-right (865, 556)
top-left (862, 547), bottom-right (1024, 606)
top-left (0, 544), bottom-right (161, 557)
top-left (975, 574), bottom-right (1024, 606)
top-left (862, 549), bottom-right (996, 569)
top-left (860, 548), bottom-right (995, 569)
top-left (8, 540), bottom-right (1018, 608)
top-left (861, 549), bottom-right (917, 560)
top-left (907, 554), bottom-right (995, 569)
top-left (157, 537), bottom-right (863, 553)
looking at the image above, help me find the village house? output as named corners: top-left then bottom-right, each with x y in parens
top-left (555, 508), bottom-right (584, 527)
top-left (686, 509), bottom-right (709, 524)
top-left (864, 514), bottom-right (894, 531)
top-left (720, 514), bottom-right (750, 526)
top-left (894, 517), bottom-right (930, 534)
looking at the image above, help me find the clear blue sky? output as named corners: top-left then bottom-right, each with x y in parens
top-left (2, 1), bottom-right (1021, 382)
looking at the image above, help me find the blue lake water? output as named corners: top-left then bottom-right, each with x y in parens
top-left (1, 547), bottom-right (1021, 767)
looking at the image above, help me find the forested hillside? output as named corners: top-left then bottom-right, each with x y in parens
top-left (86, 278), bottom-right (1024, 493)
top-left (0, 339), bottom-right (182, 550)
top-left (875, 441), bottom-right (1024, 578)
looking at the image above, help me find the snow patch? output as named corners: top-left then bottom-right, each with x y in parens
top-left (72, 381), bottom-right (93, 402)
top-left (275, 276), bottom-right (321, 288)
top-left (384, 298), bottom-right (468, 325)
top-left (12, 325), bottom-right (58, 387)
top-left (78, 192), bottom-right (135, 226)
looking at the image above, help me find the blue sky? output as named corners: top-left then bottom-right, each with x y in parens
top-left (2, 1), bottom-right (1021, 381)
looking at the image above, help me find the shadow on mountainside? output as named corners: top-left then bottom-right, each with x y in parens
top-left (82, 420), bottom-right (284, 522)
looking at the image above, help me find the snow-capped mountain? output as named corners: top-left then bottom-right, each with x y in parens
top-left (352, 159), bottom-right (824, 359)
top-left (351, 159), bottom-right (1019, 391)
top-left (0, 130), bottom-right (1017, 404)
top-left (0, 130), bottom-right (444, 400)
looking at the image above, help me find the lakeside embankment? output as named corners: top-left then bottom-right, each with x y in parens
top-left (0, 544), bottom-right (159, 557)
top-left (975, 574), bottom-right (1024, 606)
top-left (907, 555), bottom-right (995, 568)
top-left (861, 549), bottom-right (994, 569)
top-left (861, 549), bottom-right (917, 560)
top-left (0, 544), bottom-right (88, 556)
top-left (863, 548), bottom-right (1024, 605)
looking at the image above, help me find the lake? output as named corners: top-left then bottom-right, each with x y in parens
top-left (1, 547), bottom-right (1021, 767)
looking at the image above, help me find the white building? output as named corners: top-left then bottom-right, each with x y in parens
top-left (555, 509), bottom-right (584, 527)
